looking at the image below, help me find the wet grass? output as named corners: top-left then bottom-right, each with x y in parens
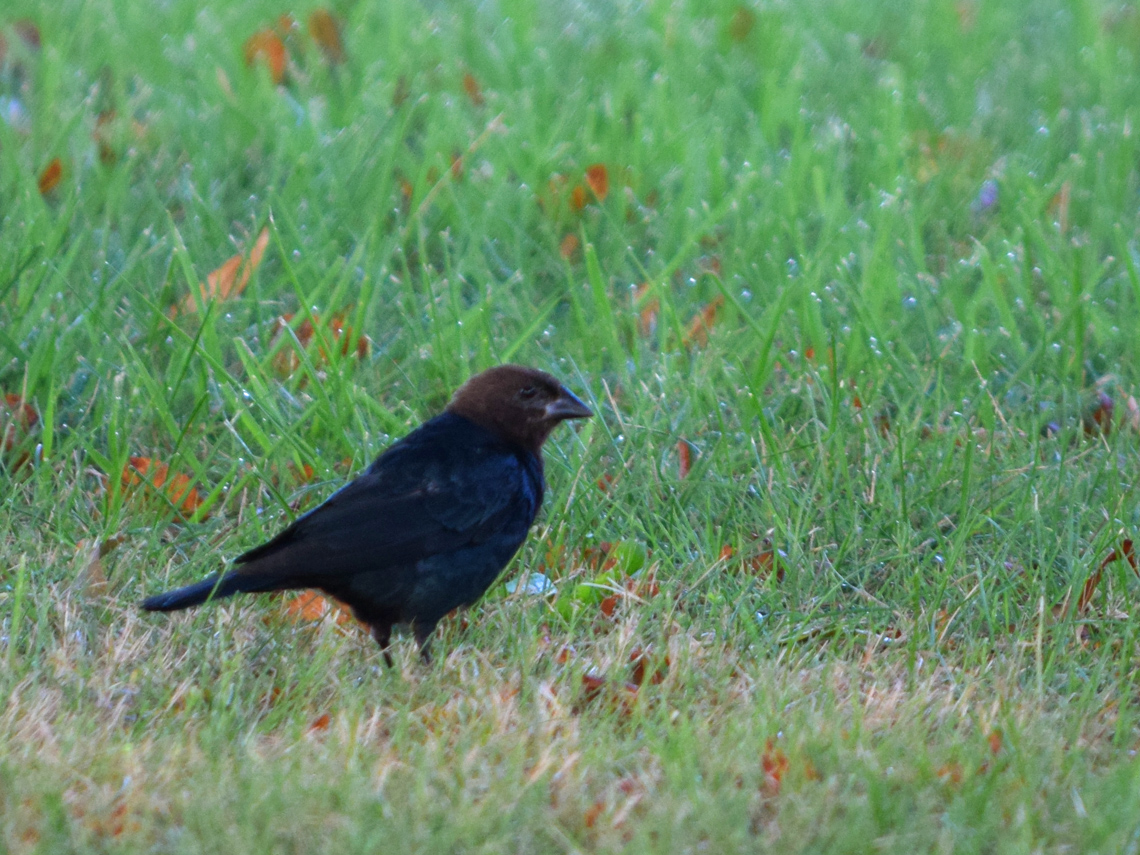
top-left (4, 0), bottom-right (1140, 850)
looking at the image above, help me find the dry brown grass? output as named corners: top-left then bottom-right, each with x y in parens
top-left (2, 579), bottom-right (1133, 853)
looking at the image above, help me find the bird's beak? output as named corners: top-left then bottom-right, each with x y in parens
top-left (545, 387), bottom-right (593, 421)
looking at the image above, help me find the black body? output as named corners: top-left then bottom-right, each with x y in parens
top-left (143, 414), bottom-right (543, 660)
top-left (142, 364), bottom-right (591, 664)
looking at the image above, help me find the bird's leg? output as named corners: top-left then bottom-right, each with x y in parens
top-left (371, 622), bottom-right (394, 668)
top-left (413, 621), bottom-right (435, 664)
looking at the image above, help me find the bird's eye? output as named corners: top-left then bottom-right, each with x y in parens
top-left (518, 386), bottom-right (539, 400)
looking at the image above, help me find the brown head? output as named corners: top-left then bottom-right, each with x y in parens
top-left (446, 365), bottom-right (593, 456)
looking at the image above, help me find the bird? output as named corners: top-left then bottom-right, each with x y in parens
top-left (142, 364), bottom-right (592, 664)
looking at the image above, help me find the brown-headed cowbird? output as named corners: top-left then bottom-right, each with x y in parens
top-left (142, 365), bottom-right (592, 663)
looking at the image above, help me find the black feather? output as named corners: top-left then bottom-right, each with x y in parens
top-left (139, 365), bottom-right (591, 664)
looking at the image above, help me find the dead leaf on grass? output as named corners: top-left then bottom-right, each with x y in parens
top-left (120, 456), bottom-right (205, 519)
top-left (244, 31), bottom-right (288, 83)
top-left (175, 226), bottom-right (269, 315)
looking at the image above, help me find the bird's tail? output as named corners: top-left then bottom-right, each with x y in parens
top-left (141, 572), bottom-right (250, 612)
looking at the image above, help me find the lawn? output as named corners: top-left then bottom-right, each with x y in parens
top-left (3, 0), bottom-right (1140, 850)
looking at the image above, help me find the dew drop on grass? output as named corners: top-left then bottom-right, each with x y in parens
top-left (740, 289), bottom-right (751, 301)
top-left (903, 296), bottom-right (917, 309)
top-left (505, 573), bottom-right (556, 597)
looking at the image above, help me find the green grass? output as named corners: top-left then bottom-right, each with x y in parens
top-left (4, 0), bottom-right (1140, 850)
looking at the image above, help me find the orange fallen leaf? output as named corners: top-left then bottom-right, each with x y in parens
top-left (937, 761), bottom-right (964, 785)
top-left (309, 713), bottom-right (331, 731)
top-left (178, 226), bottom-right (270, 315)
top-left (987, 728), bottom-right (1003, 755)
top-left (576, 672), bottom-right (639, 716)
top-left (1, 393), bottom-right (38, 458)
top-left (283, 590), bottom-right (356, 626)
top-left (677, 440), bottom-right (692, 479)
top-left (583, 798), bottom-right (605, 829)
top-left (599, 594), bottom-right (619, 618)
top-left (1083, 391), bottom-right (1114, 436)
top-left (682, 295), bottom-right (723, 348)
top-left (1105, 539), bottom-right (1138, 573)
top-left (738, 543), bottom-right (788, 582)
top-left (1050, 180), bottom-right (1071, 235)
top-left (307, 9), bottom-right (344, 64)
top-left (628, 647), bottom-right (668, 686)
top-left (760, 739), bottom-right (789, 797)
top-left (624, 569), bottom-right (659, 599)
top-left (559, 233), bottom-right (580, 260)
top-left (121, 456), bottom-right (204, 518)
top-left (1079, 539), bottom-right (1138, 614)
top-left (1077, 570), bottom-right (1101, 615)
top-left (84, 799), bottom-right (140, 839)
top-left (585, 164), bottom-right (609, 201)
top-left (38, 157), bottom-right (63, 195)
top-left (570, 184), bottom-right (588, 211)
top-left (462, 71), bottom-right (484, 106)
top-left (396, 172), bottom-right (414, 211)
top-left (617, 776), bottom-right (640, 796)
top-left (244, 30), bottom-right (287, 84)
top-left (270, 311), bottom-right (371, 375)
top-left (752, 549), bottom-right (787, 578)
top-left (580, 672), bottom-right (607, 699)
top-left (285, 591), bottom-right (329, 621)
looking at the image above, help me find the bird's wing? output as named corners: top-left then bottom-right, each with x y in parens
top-left (232, 415), bottom-right (539, 580)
